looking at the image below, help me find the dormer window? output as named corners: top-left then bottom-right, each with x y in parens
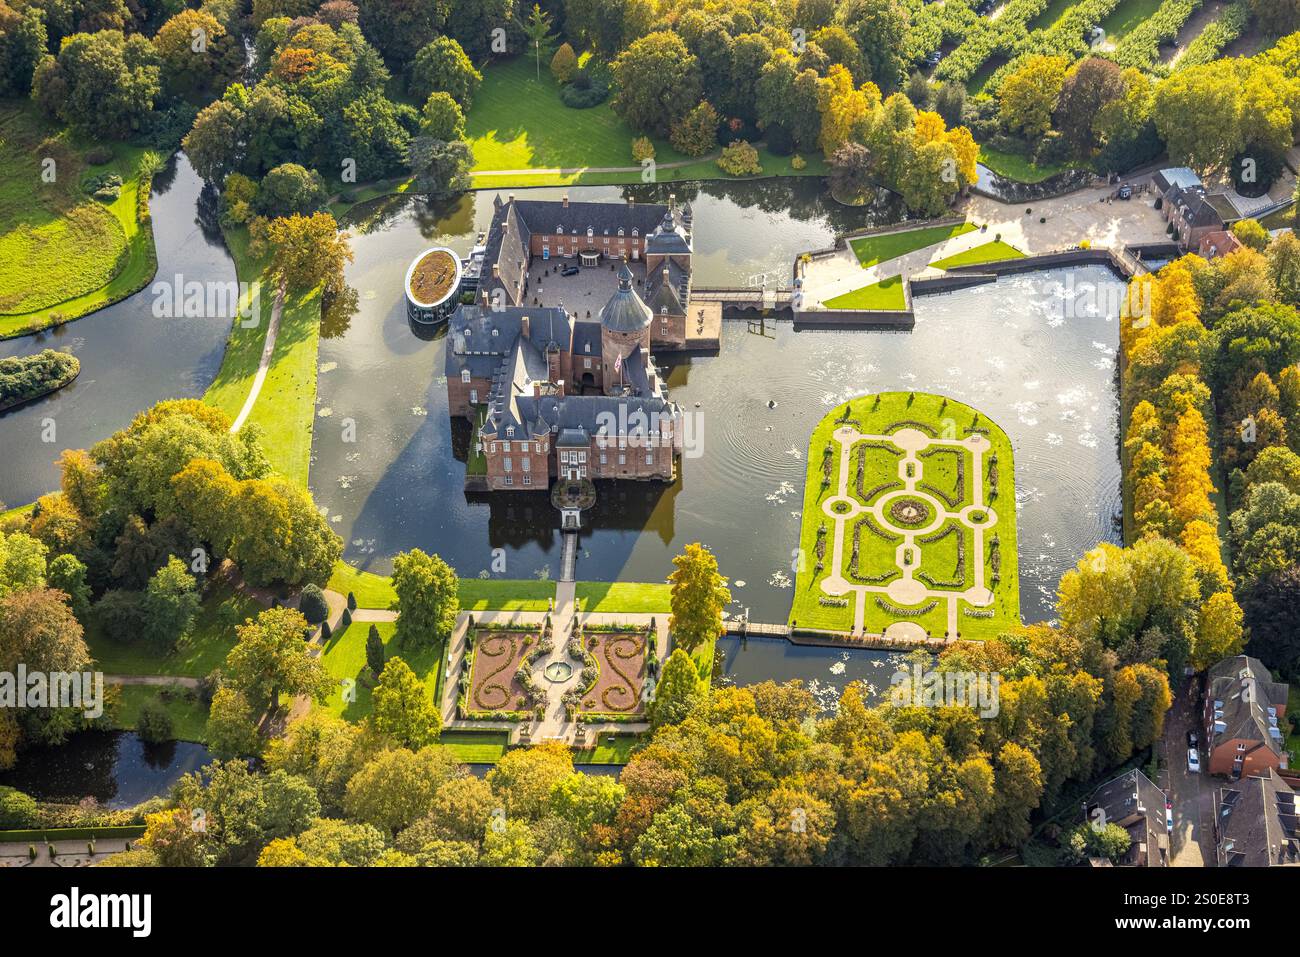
top-left (618, 228), bottom-right (624, 237)
top-left (632, 228), bottom-right (638, 237)
top-left (506, 426), bottom-right (515, 438)
top-left (461, 369), bottom-right (471, 383)
top-left (557, 226), bottom-right (563, 234)
top-left (587, 227), bottom-right (594, 239)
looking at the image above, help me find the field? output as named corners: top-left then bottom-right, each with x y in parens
top-left (316, 621), bottom-right (442, 721)
top-left (86, 582), bottom-right (261, 677)
top-left (788, 392), bottom-right (1020, 640)
top-left (824, 275), bottom-right (907, 310)
top-left (931, 241), bottom-right (1027, 269)
top-left (203, 227), bottom-right (321, 485)
top-left (0, 104), bottom-right (158, 338)
top-left (575, 581), bottom-right (671, 613)
top-left (848, 222), bottom-right (976, 268)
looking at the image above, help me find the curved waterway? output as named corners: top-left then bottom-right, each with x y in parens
top-left (319, 183), bottom-right (1123, 628)
top-left (0, 154), bottom-right (235, 509)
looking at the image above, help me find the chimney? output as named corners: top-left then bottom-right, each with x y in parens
top-left (662, 267), bottom-right (669, 283)
top-left (521, 315), bottom-right (530, 338)
top-left (480, 288), bottom-right (489, 306)
top-left (562, 194), bottom-right (569, 208)
top-left (648, 371), bottom-right (657, 392)
top-left (627, 196), bottom-right (635, 207)
top-left (508, 193), bottom-right (514, 205)
top-left (492, 263), bottom-right (500, 278)
top-left (533, 381), bottom-right (541, 397)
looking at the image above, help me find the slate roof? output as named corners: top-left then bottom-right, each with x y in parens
top-left (445, 306), bottom-right (570, 382)
top-left (1207, 655), bottom-right (1289, 760)
top-left (500, 196), bottom-right (671, 240)
top-left (599, 263), bottom-right (653, 333)
top-left (645, 206), bottom-right (692, 254)
top-left (1086, 769), bottom-right (1168, 867)
top-left (1167, 184), bottom-right (1225, 230)
top-left (645, 260), bottom-right (688, 316)
top-left (1217, 768), bottom-right (1300, 867)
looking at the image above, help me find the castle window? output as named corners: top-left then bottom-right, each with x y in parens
top-left (523, 473), bottom-right (532, 485)
top-left (490, 443), bottom-right (497, 453)
top-left (504, 458), bottom-right (512, 472)
top-left (584, 342), bottom-right (591, 353)
top-left (584, 357), bottom-right (591, 369)
top-left (506, 426), bottom-right (515, 438)
top-left (522, 458), bottom-right (530, 472)
top-left (632, 228), bottom-right (638, 236)
top-left (619, 453), bottom-right (626, 465)
top-left (505, 474), bottom-right (513, 485)
top-left (587, 227), bottom-right (593, 239)
top-left (557, 226), bottom-right (563, 234)
top-left (646, 452), bottom-right (653, 465)
top-left (461, 369), bottom-right (470, 383)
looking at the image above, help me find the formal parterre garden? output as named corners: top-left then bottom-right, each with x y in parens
top-left (789, 392), bottom-right (1020, 641)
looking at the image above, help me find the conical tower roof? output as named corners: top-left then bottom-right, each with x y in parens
top-left (599, 262), bottom-right (652, 333)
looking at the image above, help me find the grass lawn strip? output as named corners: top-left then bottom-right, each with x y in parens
top-left (848, 222), bottom-right (975, 268)
top-left (824, 275), bottom-right (907, 310)
top-left (930, 240), bottom-right (1027, 270)
top-left (111, 685), bottom-right (210, 743)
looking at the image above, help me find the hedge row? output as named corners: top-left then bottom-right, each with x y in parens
top-left (983, 0), bottom-right (1126, 94)
top-left (1174, 0), bottom-right (1250, 69)
top-left (904, 0), bottom-right (982, 65)
top-left (1112, 0), bottom-right (1204, 70)
top-left (935, 0), bottom-right (1050, 85)
top-left (0, 825), bottom-right (146, 844)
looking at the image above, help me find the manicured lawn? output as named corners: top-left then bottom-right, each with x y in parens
top-left (788, 392), bottom-right (1020, 640)
top-left (824, 275), bottom-right (907, 310)
top-left (978, 146), bottom-right (1074, 184)
top-left (317, 620), bottom-right (443, 721)
top-left (327, 561), bottom-right (555, 611)
top-left (111, 685), bottom-right (210, 743)
top-left (848, 222), bottom-right (975, 268)
top-left (0, 104), bottom-right (159, 338)
top-left (457, 55), bottom-right (825, 190)
top-left (440, 729), bottom-right (510, 763)
top-left (203, 226), bottom-right (321, 486)
top-left (0, 502), bottom-right (34, 525)
top-left (930, 240), bottom-right (1027, 270)
top-left (87, 582), bottom-right (261, 677)
top-left (575, 732), bottom-right (647, 764)
top-left (576, 581), bottom-right (671, 614)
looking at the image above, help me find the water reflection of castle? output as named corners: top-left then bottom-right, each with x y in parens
top-left (446, 196), bottom-right (697, 493)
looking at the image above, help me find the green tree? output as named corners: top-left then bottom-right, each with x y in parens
top-left (225, 607), bottom-right (332, 714)
top-left (365, 623), bottom-right (385, 677)
top-left (206, 686), bottom-right (264, 759)
top-left (650, 648), bottom-right (703, 728)
top-left (670, 100), bottom-right (720, 157)
top-left (668, 543), bottom-right (730, 654)
top-left (255, 163), bottom-right (326, 218)
top-left (46, 553), bottom-right (90, 620)
top-left (515, 3), bottom-right (555, 81)
top-left (0, 529), bottom-right (47, 597)
top-left (418, 90), bottom-right (466, 140)
top-left (998, 55), bottom-right (1068, 139)
top-left (343, 745), bottom-right (460, 834)
top-left (550, 41), bottom-right (577, 84)
top-left (257, 212), bottom-right (354, 296)
top-left (354, 0), bottom-right (449, 62)
top-left (611, 31), bottom-right (702, 136)
top-left (391, 548), bottom-right (458, 647)
top-left (33, 29), bottom-right (160, 138)
top-left (141, 556), bottom-right (200, 651)
top-left (408, 35), bottom-right (480, 110)
top-left (371, 656), bottom-right (441, 749)
top-left (0, 3), bottom-right (48, 96)
top-left (407, 136), bottom-right (473, 199)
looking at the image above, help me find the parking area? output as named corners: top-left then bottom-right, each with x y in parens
top-left (1159, 676), bottom-right (1216, 867)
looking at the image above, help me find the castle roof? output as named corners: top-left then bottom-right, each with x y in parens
top-left (599, 262), bottom-right (653, 333)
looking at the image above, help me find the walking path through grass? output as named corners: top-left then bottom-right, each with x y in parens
top-left (229, 281), bottom-right (284, 434)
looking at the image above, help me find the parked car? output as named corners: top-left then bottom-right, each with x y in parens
top-left (1187, 729), bottom-right (1199, 749)
top-left (1187, 748), bottom-right (1201, 773)
top-left (1117, 184), bottom-right (1133, 200)
top-left (560, 265), bottom-right (579, 277)
top-left (1165, 800), bottom-right (1174, 833)
top-left (925, 50), bottom-right (942, 66)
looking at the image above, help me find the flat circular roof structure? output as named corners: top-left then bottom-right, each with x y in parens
top-left (405, 247), bottom-right (462, 309)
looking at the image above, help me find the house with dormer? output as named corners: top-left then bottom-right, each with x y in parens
top-left (1203, 655), bottom-right (1290, 779)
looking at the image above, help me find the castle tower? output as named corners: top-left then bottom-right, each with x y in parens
top-left (598, 261), bottom-right (652, 394)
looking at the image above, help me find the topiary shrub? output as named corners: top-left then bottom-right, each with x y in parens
top-left (0, 786), bottom-right (38, 828)
top-left (299, 584), bottom-right (329, 625)
top-left (347, 592), bottom-right (357, 611)
top-left (137, 699), bottom-right (175, 745)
